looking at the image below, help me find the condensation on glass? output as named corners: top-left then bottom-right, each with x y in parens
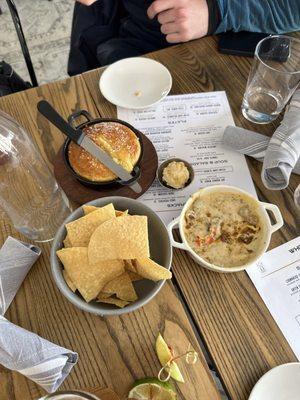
top-left (0, 110), bottom-right (71, 242)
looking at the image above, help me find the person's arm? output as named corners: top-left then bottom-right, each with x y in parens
top-left (76, 0), bottom-right (97, 5)
top-left (215, 0), bottom-right (300, 34)
top-left (147, 0), bottom-right (211, 43)
top-left (148, 0), bottom-right (300, 44)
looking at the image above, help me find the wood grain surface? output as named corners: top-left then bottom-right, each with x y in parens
top-left (0, 74), bottom-right (220, 400)
top-left (90, 387), bottom-right (120, 400)
top-left (82, 35), bottom-right (300, 400)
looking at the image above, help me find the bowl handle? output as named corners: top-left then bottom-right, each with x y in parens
top-left (261, 202), bottom-right (284, 233)
top-left (167, 216), bottom-right (188, 250)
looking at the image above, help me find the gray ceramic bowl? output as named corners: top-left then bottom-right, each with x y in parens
top-left (50, 197), bottom-right (172, 316)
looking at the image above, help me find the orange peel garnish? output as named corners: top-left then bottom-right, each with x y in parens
top-left (157, 344), bottom-right (198, 382)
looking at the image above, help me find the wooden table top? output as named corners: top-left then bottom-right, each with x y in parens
top-left (0, 35), bottom-right (299, 400)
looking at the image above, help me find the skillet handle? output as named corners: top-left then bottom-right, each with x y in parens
top-left (37, 100), bottom-right (85, 144)
top-left (118, 166), bottom-right (141, 186)
top-left (68, 110), bottom-right (93, 129)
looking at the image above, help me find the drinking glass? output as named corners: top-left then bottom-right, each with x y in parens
top-left (242, 35), bottom-right (300, 124)
top-left (0, 110), bottom-right (71, 242)
top-left (39, 391), bottom-right (100, 400)
top-left (294, 184), bottom-right (300, 210)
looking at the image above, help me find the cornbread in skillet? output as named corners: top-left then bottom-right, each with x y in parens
top-left (68, 122), bottom-right (141, 182)
top-left (184, 192), bottom-right (265, 268)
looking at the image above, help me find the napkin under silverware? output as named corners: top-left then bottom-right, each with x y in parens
top-left (0, 236), bottom-right (78, 393)
top-left (223, 89), bottom-right (300, 190)
top-left (223, 126), bottom-right (300, 175)
top-left (0, 316), bottom-right (78, 393)
top-left (0, 236), bottom-right (41, 315)
top-left (262, 90), bottom-right (300, 190)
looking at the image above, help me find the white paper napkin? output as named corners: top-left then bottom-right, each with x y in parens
top-left (0, 236), bottom-right (41, 315)
top-left (0, 316), bottom-right (78, 393)
top-left (262, 89), bottom-right (300, 189)
top-left (0, 236), bottom-right (78, 393)
top-left (223, 127), bottom-right (300, 176)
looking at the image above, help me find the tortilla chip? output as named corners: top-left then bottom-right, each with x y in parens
top-left (66, 204), bottom-right (115, 247)
top-left (63, 269), bottom-right (76, 292)
top-left (134, 258), bottom-right (172, 281)
top-left (116, 210), bottom-right (128, 217)
top-left (128, 271), bottom-right (144, 282)
top-left (63, 235), bottom-right (72, 248)
top-left (102, 272), bottom-right (138, 302)
top-left (97, 297), bottom-right (129, 308)
top-left (124, 259), bottom-right (136, 273)
top-left (88, 215), bottom-right (149, 262)
top-left (84, 206), bottom-right (127, 217)
top-left (82, 205), bottom-right (99, 215)
top-left (98, 292), bottom-right (112, 299)
top-left (57, 247), bottom-right (124, 302)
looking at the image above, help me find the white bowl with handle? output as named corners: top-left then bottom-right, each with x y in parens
top-left (167, 185), bottom-right (283, 273)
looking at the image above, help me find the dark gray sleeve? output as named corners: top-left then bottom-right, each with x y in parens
top-left (215, 0), bottom-right (300, 34)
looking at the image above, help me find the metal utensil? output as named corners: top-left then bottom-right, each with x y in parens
top-left (37, 100), bottom-right (142, 193)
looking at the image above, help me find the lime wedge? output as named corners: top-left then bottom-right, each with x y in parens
top-left (156, 333), bottom-right (185, 383)
top-left (128, 378), bottom-right (176, 400)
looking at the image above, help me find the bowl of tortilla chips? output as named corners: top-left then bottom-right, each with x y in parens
top-left (50, 197), bottom-right (172, 315)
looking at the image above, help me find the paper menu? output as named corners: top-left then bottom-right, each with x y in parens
top-left (118, 91), bottom-right (256, 224)
top-left (247, 237), bottom-right (300, 360)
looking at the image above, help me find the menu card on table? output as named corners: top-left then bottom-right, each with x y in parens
top-left (118, 91), bottom-right (256, 224)
top-left (247, 237), bottom-right (300, 360)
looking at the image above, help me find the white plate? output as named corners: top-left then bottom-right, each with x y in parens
top-left (99, 57), bottom-right (172, 109)
top-left (249, 363), bottom-right (300, 400)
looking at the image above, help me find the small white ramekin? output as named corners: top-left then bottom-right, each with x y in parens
top-left (167, 185), bottom-right (284, 273)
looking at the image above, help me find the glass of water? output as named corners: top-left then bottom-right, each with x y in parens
top-left (0, 110), bottom-right (71, 242)
top-left (39, 391), bottom-right (100, 399)
top-left (295, 184), bottom-right (300, 210)
top-left (242, 35), bottom-right (300, 124)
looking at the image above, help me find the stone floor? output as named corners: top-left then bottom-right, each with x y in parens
top-left (0, 0), bottom-right (73, 85)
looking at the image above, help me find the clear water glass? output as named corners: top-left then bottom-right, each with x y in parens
top-left (39, 390), bottom-right (101, 400)
top-left (295, 184), bottom-right (300, 210)
top-left (39, 391), bottom-right (100, 399)
top-left (242, 35), bottom-right (300, 124)
top-left (0, 110), bottom-right (71, 242)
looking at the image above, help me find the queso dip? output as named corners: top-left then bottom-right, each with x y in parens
top-left (184, 192), bottom-right (265, 268)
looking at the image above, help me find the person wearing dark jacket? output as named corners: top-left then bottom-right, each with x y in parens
top-left (68, 0), bottom-right (300, 76)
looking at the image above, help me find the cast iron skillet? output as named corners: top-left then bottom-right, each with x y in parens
top-left (63, 110), bottom-right (144, 188)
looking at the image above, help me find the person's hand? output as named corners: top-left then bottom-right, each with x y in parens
top-left (147, 0), bottom-right (209, 43)
top-left (76, 0), bottom-right (97, 5)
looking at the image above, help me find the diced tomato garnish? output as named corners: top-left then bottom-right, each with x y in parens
top-left (195, 236), bottom-right (201, 246)
top-left (205, 236), bottom-right (215, 245)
